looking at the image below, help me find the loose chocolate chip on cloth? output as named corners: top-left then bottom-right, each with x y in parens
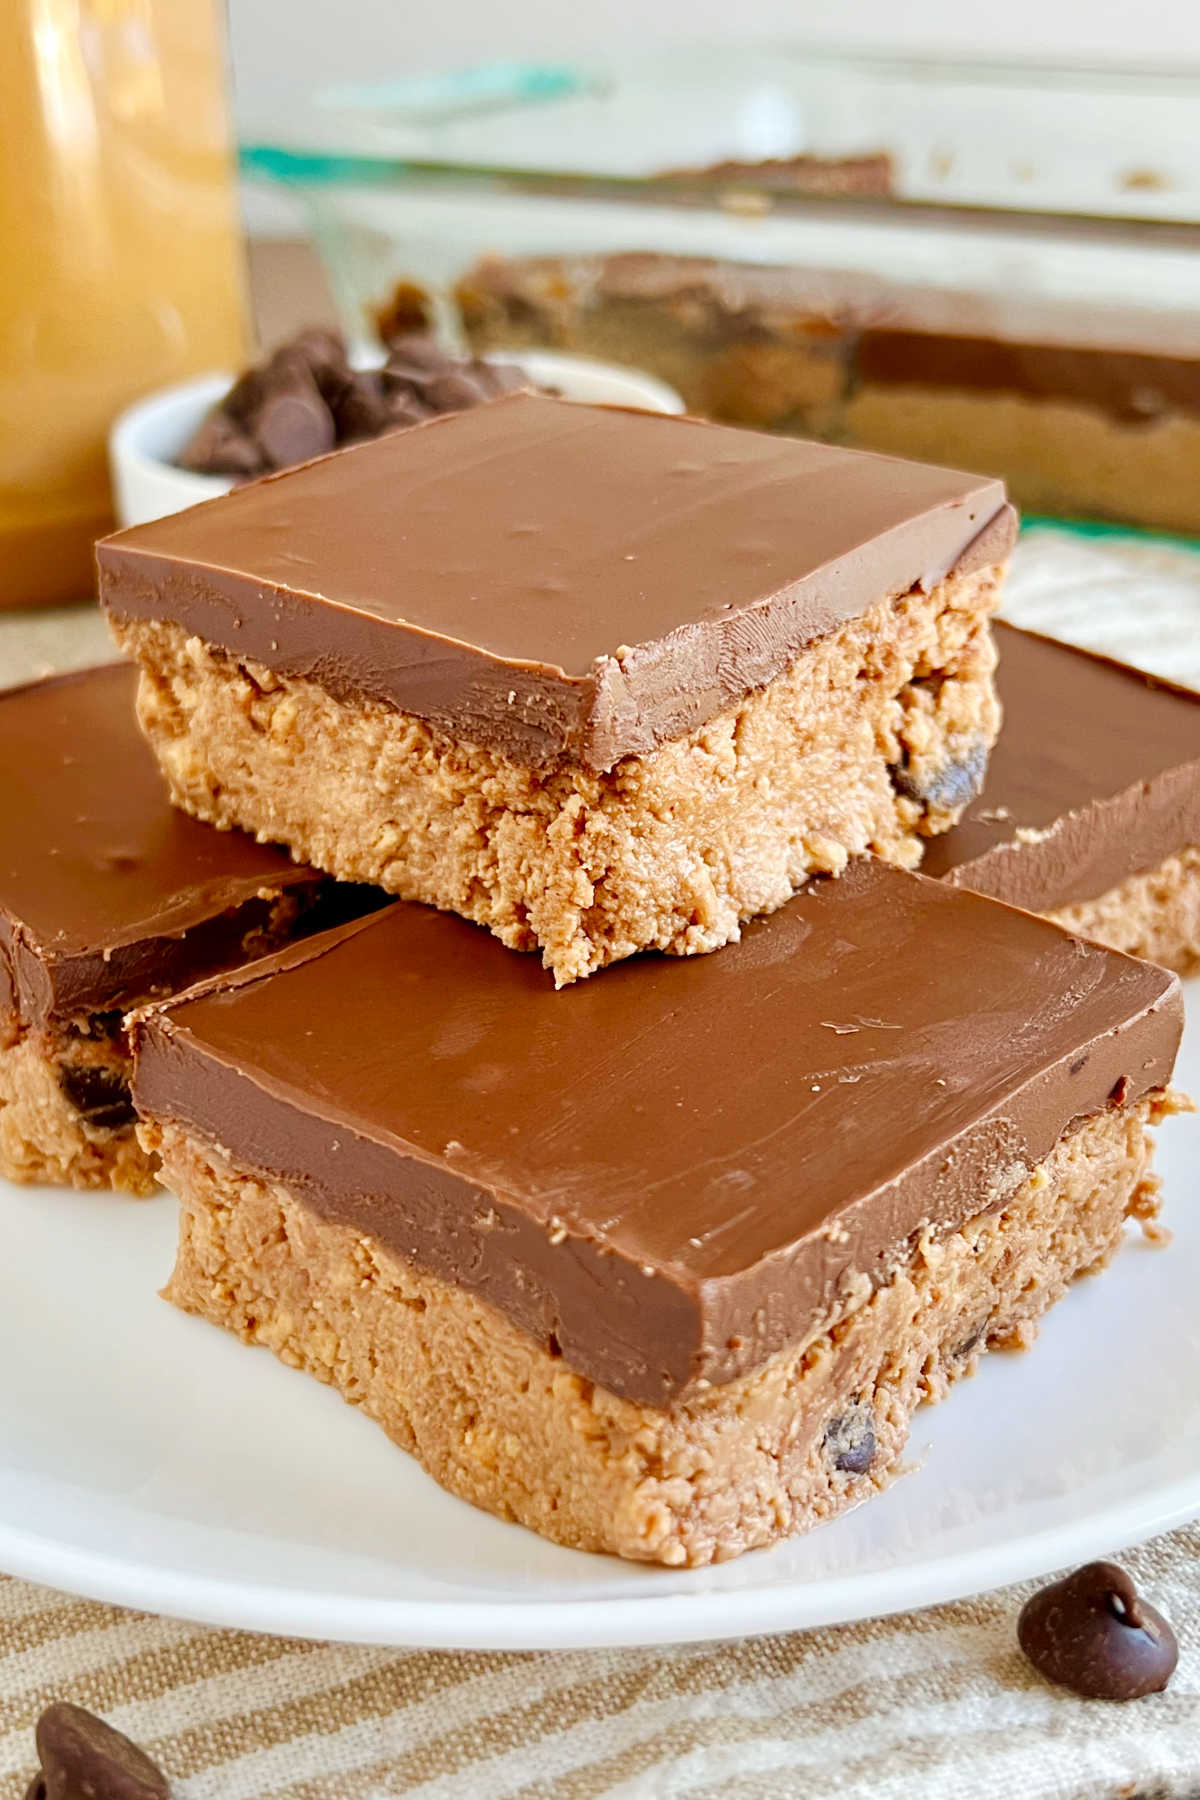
top-left (1018, 1561), bottom-right (1179, 1699)
top-left (0, 1527), bottom-right (1197, 1799)
top-left (27, 1703), bottom-right (168, 1800)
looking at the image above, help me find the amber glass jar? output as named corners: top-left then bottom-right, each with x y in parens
top-left (1, 1), bottom-right (248, 607)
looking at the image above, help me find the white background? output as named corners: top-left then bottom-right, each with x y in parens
top-left (228, 0), bottom-right (1200, 132)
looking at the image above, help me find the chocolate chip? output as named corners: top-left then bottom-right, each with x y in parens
top-left (482, 359), bottom-right (536, 396)
top-left (25, 1778), bottom-right (45, 1800)
top-left (824, 1401), bottom-right (876, 1475)
top-left (58, 1065), bottom-right (136, 1131)
top-left (418, 367), bottom-right (497, 412)
top-left (254, 385), bottom-right (336, 468)
top-left (34, 1702), bottom-right (169, 1800)
top-left (176, 411), bottom-right (264, 478)
top-left (385, 390), bottom-right (435, 429)
top-left (329, 369), bottom-right (394, 442)
top-left (221, 364), bottom-right (269, 426)
top-left (286, 327), bottom-right (350, 395)
top-left (180, 327), bottom-right (543, 478)
top-left (892, 742), bottom-right (988, 810)
top-left (383, 332), bottom-right (457, 373)
top-left (1018, 1561), bottom-right (1178, 1700)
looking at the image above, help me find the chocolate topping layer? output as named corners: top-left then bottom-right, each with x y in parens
top-left (457, 252), bottom-right (1200, 422)
top-left (98, 394), bottom-right (1013, 770)
top-left (132, 863), bottom-right (1180, 1406)
top-left (0, 664), bottom-right (341, 1026)
top-left (924, 624), bottom-right (1200, 908)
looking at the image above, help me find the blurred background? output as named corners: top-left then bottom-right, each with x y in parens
top-left (230, 0), bottom-right (1200, 123)
top-left (4, 0), bottom-right (1200, 671)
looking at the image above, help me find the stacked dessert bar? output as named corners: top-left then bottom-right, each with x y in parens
top-left (98, 395), bottom-right (1014, 984)
top-left (0, 664), bottom-right (380, 1193)
top-left (12, 392), bottom-right (1191, 1565)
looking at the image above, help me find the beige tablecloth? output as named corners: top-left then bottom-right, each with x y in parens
top-left (2, 528), bottom-right (1199, 1799)
top-left (0, 1531), bottom-right (1198, 1800)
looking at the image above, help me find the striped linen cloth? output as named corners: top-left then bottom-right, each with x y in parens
top-left (1, 530), bottom-right (1199, 1798)
top-left (0, 1529), bottom-right (1198, 1799)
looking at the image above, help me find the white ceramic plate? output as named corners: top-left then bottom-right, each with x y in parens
top-left (0, 984), bottom-right (1195, 1650)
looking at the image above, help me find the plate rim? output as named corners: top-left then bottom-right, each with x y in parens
top-left (1, 1473), bottom-right (1198, 1651)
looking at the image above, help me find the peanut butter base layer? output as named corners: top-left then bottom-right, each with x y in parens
top-left (1049, 846), bottom-right (1200, 977)
top-left (0, 1030), bottom-right (153, 1196)
top-left (154, 1098), bottom-right (1166, 1566)
top-left (113, 564), bottom-right (1002, 985)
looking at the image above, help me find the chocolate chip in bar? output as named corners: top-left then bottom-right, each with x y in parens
top-left (824, 1402), bottom-right (877, 1475)
top-left (1018, 1561), bottom-right (1178, 1699)
top-left (32, 1701), bottom-right (169, 1800)
top-left (58, 1064), bottom-right (136, 1131)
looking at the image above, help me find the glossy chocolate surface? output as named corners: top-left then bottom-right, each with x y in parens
top-left (0, 664), bottom-right (337, 1026)
top-left (132, 862), bottom-right (1180, 1406)
top-left (924, 624), bottom-right (1200, 908)
top-left (97, 394), bottom-right (1013, 770)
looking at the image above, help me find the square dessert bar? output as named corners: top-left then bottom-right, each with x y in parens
top-left (925, 623), bottom-right (1200, 973)
top-left (132, 863), bottom-right (1181, 1565)
top-left (99, 392), bottom-right (1016, 984)
top-left (0, 664), bottom-right (377, 1195)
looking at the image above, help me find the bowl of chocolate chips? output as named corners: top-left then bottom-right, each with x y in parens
top-left (109, 330), bottom-right (684, 528)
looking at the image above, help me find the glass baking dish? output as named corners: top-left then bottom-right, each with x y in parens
top-left (241, 46), bottom-right (1200, 533)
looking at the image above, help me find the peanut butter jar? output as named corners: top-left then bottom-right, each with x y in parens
top-left (1, 1), bottom-right (248, 608)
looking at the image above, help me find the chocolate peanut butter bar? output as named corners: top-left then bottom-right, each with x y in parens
top-left (926, 624), bottom-right (1200, 973)
top-left (132, 864), bottom-right (1181, 1565)
top-left (0, 664), bottom-right (376, 1195)
top-left (456, 252), bottom-right (1200, 534)
top-left (99, 393), bottom-right (1014, 984)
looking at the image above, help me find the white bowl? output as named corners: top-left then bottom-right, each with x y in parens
top-left (108, 350), bottom-right (685, 529)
